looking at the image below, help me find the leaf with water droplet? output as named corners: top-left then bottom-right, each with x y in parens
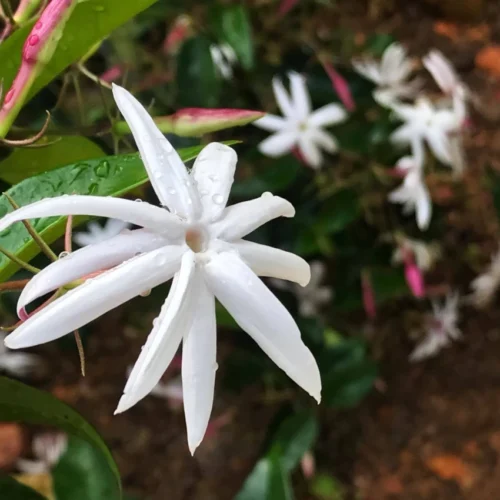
top-left (0, 144), bottom-right (211, 282)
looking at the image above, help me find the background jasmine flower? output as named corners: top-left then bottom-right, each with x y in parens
top-left (0, 84), bottom-right (321, 455)
top-left (423, 50), bottom-right (464, 96)
top-left (353, 42), bottom-right (420, 106)
top-left (410, 292), bottom-right (461, 362)
top-left (210, 44), bottom-right (237, 80)
top-left (17, 432), bottom-right (67, 474)
top-left (392, 238), bottom-right (439, 272)
top-left (0, 332), bottom-right (42, 377)
top-left (469, 247), bottom-right (500, 308)
top-left (74, 219), bottom-right (131, 247)
top-left (389, 155), bottom-right (431, 230)
top-left (254, 72), bottom-right (347, 168)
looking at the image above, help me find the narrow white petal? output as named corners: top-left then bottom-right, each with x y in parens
top-left (212, 194), bottom-right (295, 241)
top-left (289, 72), bottom-right (311, 119)
top-left (311, 129), bottom-right (338, 153)
top-left (232, 239), bottom-right (311, 286)
top-left (254, 114), bottom-right (288, 132)
top-left (5, 246), bottom-right (184, 349)
top-left (416, 184), bottom-right (432, 230)
top-left (272, 76), bottom-right (296, 119)
top-left (112, 84), bottom-right (202, 219)
top-left (426, 130), bottom-right (452, 165)
top-left (0, 196), bottom-right (184, 236)
top-left (308, 104), bottom-right (347, 128)
top-left (116, 252), bottom-right (197, 413)
top-left (18, 229), bottom-right (169, 316)
top-left (182, 280), bottom-right (217, 455)
top-left (298, 134), bottom-right (322, 168)
top-left (191, 143), bottom-right (237, 222)
top-left (352, 61), bottom-right (382, 84)
top-left (204, 252), bottom-right (321, 402)
top-left (258, 131), bottom-right (298, 157)
top-left (391, 124), bottom-right (416, 145)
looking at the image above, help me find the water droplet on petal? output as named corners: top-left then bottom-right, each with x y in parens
top-left (28, 35), bottom-right (39, 46)
top-left (167, 187), bottom-right (176, 195)
top-left (261, 191), bottom-right (273, 199)
top-left (208, 174), bottom-right (218, 182)
top-left (212, 194), bottom-right (224, 205)
top-left (35, 21), bottom-right (43, 29)
top-left (135, 198), bottom-right (143, 203)
top-left (140, 289), bottom-right (151, 297)
top-left (58, 251), bottom-right (70, 259)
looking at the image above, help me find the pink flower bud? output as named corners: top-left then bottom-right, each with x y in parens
top-left (404, 261), bottom-right (425, 298)
top-left (279, 0), bottom-right (300, 16)
top-left (163, 15), bottom-right (192, 55)
top-left (100, 65), bottom-right (124, 83)
top-left (321, 61), bottom-right (355, 112)
top-left (300, 451), bottom-right (315, 479)
top-left (361, 270), bottom-right (376, 320)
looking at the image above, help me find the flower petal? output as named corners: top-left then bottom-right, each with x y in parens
top-left (212, 194), bottom-right (295, 241)
top-left (416, 182), bottom-right (432, 230)
top-left (204, 252), bottom-right (321, 402)
top-left (182, 280), bottom-right (217, 455)
top-left (191, 142), bottom-right (237, 221)
top-left (18, 229), bottom-right (169, 316)
top-left (116, 252), bottom-right (197, 413)
top-left (4, 246), bottom-right (184, 349)
top-left (391, 124), bottom-right (416, 145)
top-left (426, 129), bottom-right (452, 165)
top-left (258, 131), bottom-right (298, 157)
top-left (0, 195), bottom-right (184, 236)
top-left (308, 104), bottom-right (347, 128)
top-left (272, 76), bottom-right (296, 119)
top-left (289, 72), bottom-right (311, 120)
top-left (112, 84), bottom-right (202, 219)
top-left (232, 239), bottom-right (310, 286)
top-left (298, 133), bottom-right (322, 168)
top-left (311, 129), bottom-right (338, 153)
top-left (253, 114), bottom-right (288, 132)
top-left (352, 61), bottom-right (382, 84)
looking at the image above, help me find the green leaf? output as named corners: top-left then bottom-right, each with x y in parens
top-left (212, 5), bottom-right (254, 70)
top-left (272, 411), bottom-right (319, 472)
top-left (0, 377), bottom-right (120, 498)
top-left (0, 144), bottom-right (208, 282)
top-left (177, 37), bottom-right (221, 107)
top-left (310, 474), bottom-right (344, 500)
top-left (0, 476), bottom-right (46, 500)
top-left (316, 189), bottom-right (361, 235)
top-left (268, 448), bottom-right (294, 500)
top-left (0, 0), bottom-right (158, 104)
top-left (0, 136), bottom-right (105, 185)
top-left (53, 436), bottom-right (119, 500)
top-left (235, 459), bottom-right (271, 500)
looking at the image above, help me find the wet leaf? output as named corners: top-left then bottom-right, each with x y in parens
top-left (0, 377), bottom-right (120, 498)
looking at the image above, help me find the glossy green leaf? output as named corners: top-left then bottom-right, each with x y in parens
top-left (177, 37), bottom-right (221, 108)
top-left (235, 459), bottom-right (271, 500)
top-left (268, 448), bottom-right (294, 500)
top-left (0, 144), bottom-right (208, 282)
top-left (212, 5), bottom-right (254, 70)
top-left (0, 0), bottom-right (158, 105)
top-left (53, 436), bottom-right (119, 500)
top-left (272, 411), bottom-right (319, 472)
top-left (0, 377), bottom-right (120, 498)
top-left (0, 137), bottom-right (105, 185)
top-left (0, 476), bottom-right (45, 500)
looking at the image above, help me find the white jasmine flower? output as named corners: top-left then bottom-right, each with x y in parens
top-left (469, 248), bottom-right (500, 308)
top-left (0, 332), bottom-right (42, 377)
top-left (17, 432), bottom-right (67, 474)
top-left (389, 155), bottom-right (432, 230)
top-left (254, 72), bottom-right (347, 169)
top-left (0, 84), bottom-right (321, 455)
top-left (353, 42), bottom-right (420, 106)
top-left (295, 261), bottom-right (332, 317)
top-left (210, 44), bottom-right (237, 80)
top-left (410, 292), bottom-right (461, 362)
top-left (392, 238), bottom-right (439, 271)
top-left (423, 50), bottom-right (464, 96)
top-left (74, 218), bottom-right (130, 247)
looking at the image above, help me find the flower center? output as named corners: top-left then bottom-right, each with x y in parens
top-left (185, 225), bottom-right (209, 253)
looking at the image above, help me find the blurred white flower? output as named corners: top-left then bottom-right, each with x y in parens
top-left (74, 219), bottom-right (130, 247)
top-left (389, 156), bottom-right (431, 230)
top-left (254, 72), bottom-right (347, 169)
top-left (0, 332), bottom-right (42, 377)
top-left (353, 43), bottom-right (420, 106)
top-left (17, 432), bottom-right (67, 474)
top-left (392, 238), bottom-right (439, 272)
top-left (210, 44), bottom-right (237, 80)
top-left (296, 261), bottom-right (333, 317)
top-left (1, 84), bottom-right (321, 455)
top-left (410, 292), bottom-right (461, 362)
top-left (126, 365), bottom-right (183, 405)
top-left (469, 248), bottom-right (500, 308)
top-left (423, 50), bottom-right (464, 96)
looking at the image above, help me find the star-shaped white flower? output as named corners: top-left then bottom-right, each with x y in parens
top-left (0, 332), bottom-right (42, 377)
top-left (469, 247), bottom-right (500, 308)
top-left (0, 84), bottom-right (321, 455)
top-left (389, 155), bottom-right (431, 230)
top-left (74, 218), bottom-right (130, 247)
top-left (353, 42), bottom-right (420, 106)
top-left (17, 432), bottom-right (67, 474)
top-left (390, 97), bottom-right (463, 172)
top-left (423, 50), bottom-right (464, 96)
top-left (254, 72), bottom-right (347, 169)
top-left (410, 292), bottom-right (461, 362)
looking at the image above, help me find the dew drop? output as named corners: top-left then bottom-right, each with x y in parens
top-left (28, 35), bottom-right (39, 46)
top-left (261, 191), bottom-right (272, 199)
top-left (167, 187), bottom-right (176, 195)
top-left (208, 174), bottom-right (218, 182)
top-left (212, 194), bottom-right (224, 205)
top-left (199, 189), bottom-right (209, 197)
top-left (93, 4), bottom-right (105, 12)
top-left (3, 89), bottom-right (14, 104)
top-left (140, 289), bottom-right (151, 297)
top-left (58, 251), bottom-right (70, 259)
top-left (35, 21), bottom-right (43, 29)
top-left (135, 198), bottom-right (143, 203)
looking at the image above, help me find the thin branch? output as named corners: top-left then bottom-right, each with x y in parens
top-left (76, 63), bottom-right (112, 90)
top-left (0, 246), bottom-right (40, 274)
top-left (64, 215), bottom-right (73, 253)
top-left (0, 278), bottom-right (30, 291)
top-left (0, 111), bottom-right (51, 146)
top-left (73, 329), bottom-right (85, 376)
